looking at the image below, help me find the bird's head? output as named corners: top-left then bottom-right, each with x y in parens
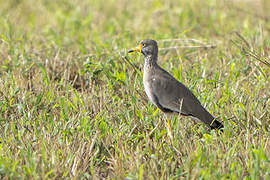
top-left (128, 39), bottom-right (158, 58)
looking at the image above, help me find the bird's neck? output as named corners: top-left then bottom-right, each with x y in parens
top-left (144, 55), bottom-right (157, 67)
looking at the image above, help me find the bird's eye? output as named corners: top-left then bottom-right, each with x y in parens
top-left (142, 43), bottom-right (145, 47)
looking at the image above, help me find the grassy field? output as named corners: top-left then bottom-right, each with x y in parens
top-left (0, 0), bottom-right (270, 179)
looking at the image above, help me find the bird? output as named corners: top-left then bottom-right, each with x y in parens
top-left (128, 39), bottom-right (223, 130)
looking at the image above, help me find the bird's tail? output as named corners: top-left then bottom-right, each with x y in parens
top-left (193, 106), bottom-right (224, 130)
top-left (210, 118), bottom-right (224, 130)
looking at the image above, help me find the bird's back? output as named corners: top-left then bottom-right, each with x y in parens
top-left (149, 65), bottom-right (202, 114)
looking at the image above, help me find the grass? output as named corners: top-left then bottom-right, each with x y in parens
top-left (0, 0), bottom-right (269, 179)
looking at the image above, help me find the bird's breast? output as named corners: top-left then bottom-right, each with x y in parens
top-left (143, 76), bottom-right (154, 103)
top-left (143, 66), bottom-right (156, 104)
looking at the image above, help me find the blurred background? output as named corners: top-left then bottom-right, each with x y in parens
top-left (1, 0), bottom-right (270, 50)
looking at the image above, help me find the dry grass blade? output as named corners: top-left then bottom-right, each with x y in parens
top-left (159, 38), bottom-right (207, 45)
top-left (158, 38), bottom-right (217, 51)
top-left (232, 32), bottom-right (270, 68)
top-left (159, 45), bottom-right (216, 51)
top-left (234, 32), bottom-right (251, 49)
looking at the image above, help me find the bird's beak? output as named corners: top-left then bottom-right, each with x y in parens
top-left (128, 44), bottom-right (143, 54)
